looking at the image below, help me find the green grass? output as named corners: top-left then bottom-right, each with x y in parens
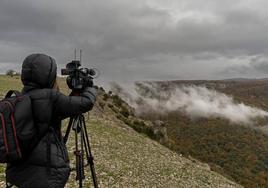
top-left (0, 75), bottom-right (22, 97)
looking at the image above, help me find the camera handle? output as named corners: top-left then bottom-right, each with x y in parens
top-left (64, 114), bottom-right (99, 188)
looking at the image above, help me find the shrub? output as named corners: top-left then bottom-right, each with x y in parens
top-left (98, 101), bottom-right (105, 109)
top-left (108, 103), bottom-right (113, 108)
top-left (103, 93), bottom-right (109, 101)
top-left (120, 106), bottom-right (130, 118)
top-left (130, 120), bottom-right (155, 139)
top-left (6, 69), bottom-right (17, 77)
top-left (99, 87), bottom-right (105, 92)
top-left (112, 95), bottom-right (123, 107)
top-left (108, 103), bottom-right (117, 113)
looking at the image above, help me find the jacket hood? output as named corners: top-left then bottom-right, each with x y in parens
top-left (21, 54), bottom-right (57, 89)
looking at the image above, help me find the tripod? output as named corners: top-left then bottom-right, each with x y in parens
top-left (64, 114), bottom-right (99, 188)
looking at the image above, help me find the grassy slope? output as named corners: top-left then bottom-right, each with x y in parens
top-left (66, 116), bottom-right (241, 188)
top-left (0, 76), bottom-right (241, 188)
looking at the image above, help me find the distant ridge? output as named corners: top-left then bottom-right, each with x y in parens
top-left (144, 77), bottom-right (268, 84)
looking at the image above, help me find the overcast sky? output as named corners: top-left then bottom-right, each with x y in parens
top-left (1, 0), bottom-right (268, 87)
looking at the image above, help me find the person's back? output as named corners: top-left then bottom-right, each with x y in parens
top-left (6, 54), bottom-right (97, 188)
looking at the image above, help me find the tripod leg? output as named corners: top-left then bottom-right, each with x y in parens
top-left (63, 117), bottom-right (74, 144)
top-left (68, 115), bottom-right (99, 188)
top-left (74, 123), bottom-right (83, 188)
top-left (82, 128), bottom-right (90, 164)
top-left (79, 116), bottom-right (85, 180)
top-left (81, 116), bottom-right (99, 188)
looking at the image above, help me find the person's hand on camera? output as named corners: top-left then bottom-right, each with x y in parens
top-left (86, 78), bottom-right (94, 88)
top-left (85, 86), bottom-right (98, 99)
top-left (81, 82), bottom-right (98, 105)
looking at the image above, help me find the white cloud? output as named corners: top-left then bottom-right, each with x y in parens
top-left (114, 82), bottom-right (268, 124)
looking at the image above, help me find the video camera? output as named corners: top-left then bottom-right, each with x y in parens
top-left (61, 60), bottom-right (96, 90)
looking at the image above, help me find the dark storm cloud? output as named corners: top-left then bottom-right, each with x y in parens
top-left (1, 0), bottom-right (268, 86)
top-left (222, 55), bottom-right (268, 78)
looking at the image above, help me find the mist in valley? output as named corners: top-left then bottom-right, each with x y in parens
top-left (111, 82), bottom-right (268, 125)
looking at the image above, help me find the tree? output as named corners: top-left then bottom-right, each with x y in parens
top-left (6, 69), bottom-right (19, 77)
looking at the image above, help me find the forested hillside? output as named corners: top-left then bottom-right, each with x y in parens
top-left (133, 79), bottom-right (268, 188)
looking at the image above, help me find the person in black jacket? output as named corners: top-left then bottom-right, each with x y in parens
top-left (5, 54), bottom-right (98, 188)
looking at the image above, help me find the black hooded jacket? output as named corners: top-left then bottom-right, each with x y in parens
top-left (6, 54), bottom-right (97, 188)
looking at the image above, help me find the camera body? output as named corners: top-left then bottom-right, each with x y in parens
top-left (61, 60), bottom-right (95, 90)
